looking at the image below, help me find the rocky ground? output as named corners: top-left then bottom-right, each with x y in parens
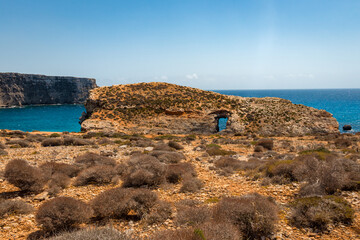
top-left (0, 131), bottom-right (359, 239)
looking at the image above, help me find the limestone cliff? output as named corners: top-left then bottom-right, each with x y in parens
top-left (81, 82), bottom-right (339, 136)
top-left (0, 73), bottom-right (97, 107)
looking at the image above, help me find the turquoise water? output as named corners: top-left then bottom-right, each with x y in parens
top-left (215, 89), bottom-right (360, 133)
top-left (0, 105), bottom-right (85, 132)
top-left (0, 89), bottom-right (359, 133)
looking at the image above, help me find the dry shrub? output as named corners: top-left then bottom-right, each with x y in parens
top-left (168, 141), bottom-right (184, 150)
top-left (36, 197), bottom-right (93, 232)
top-left (0, 199), bottom-right (34, 218)
top-left (151, 228), bottom-right (195, 240)
top-left (256, 139), bottom-right (274, 150)
top-left (74, 152), bottom-right (116, 168)
top-left (42, 138), bottom-right (64, 147)
top-left (214, 157), bottom-right (244, 174)
top-left (26, 134), bottom-right (47, 143)
top-left (63, 137), bottom-right (92, 146)
top-left (180, 177), bottom-right (203, 193)
top-left (49, 227), bottom-right (132, 240)
top-left (289, 196), bottom-right (354, 231)
top-left (48, 173), bottom-right (70, 191)
top-left (4, 159), bottom-right (45, 192)
top-left (175, 205), bottom-right (211, 226)
top-left (265, 160), bottom-right (296, 184)
top-left (91, 187), bottom-right (157, 219)
top-left (213, 193), bottom-right (278, 239)
top-left (0, 142), bottom-right (6, 149)
top-left (298, 157), bottom-right (360, 196)
top-left (0, 149), bottom-right (7, 156)
top-left (335, 138), bottom-right (352, 148)
top-left (74, 165), bottom-right (117, 186)
top-left (206, 145), bottom-right (235, 156)
top-left (152, 222), bottom-right (242, 240)
top-left (153, 143), bottom-right (173, 151)
top-left (40, 162), bottom-right (80, 179)
top-left (144, 201), bottom-right (172, 224)
top-left (122, 155), bottom-right (166, 188)
top-left (150, 151), bottom-right (186, 163)
top-left (166, 163), bottom-right (196, 184)
top-left (6, 139), bottom-right (31, 148)
top-left (196, 222), bottom-right (242, 240)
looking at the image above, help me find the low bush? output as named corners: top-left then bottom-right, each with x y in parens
top-left (335, 138), bottom-right (352, 148)
top-left (175, 205), bottom-right (211, 226)
top-left (4, 159), bottom-right (45, 192)
top-left (48, 173), bottom-right (71, 195)
top-left (214, 157), bottom-right (243, 174)
top-left (63, 137), bottom-right (92, 146)
top-left (49, 227), bottom-right (132, 240)
top-left (150, 151), bottom-right (186, 163)
top-left (91, 187), bottom-right (158, 219)
top-left (6, 139), bottom-right (31, 148)
top-left (180, 177), bottom-right (203, 193)
top-left (289, 196), bottom-right (354, 231)
top-left (74, 165), bottom-right (117, 186)
top-left (206, 145), bottom-right (236, 156)
top-left (122, 155), bottom-right (166, 188)
top-left (40, 162), bottom-right (80, 179)
top-left (166, 163), bottom-right (196, 184)
top-left (0, 199), bottom-right (34, 218)
top-left (144, 201), bottom-right (172, 224)
top-left (0, 149), bottom-right (7, 156)
top-left (152, 222), bottom-right (242, 240)
top-left (0, 142), bottom-right (6, 149)
top-left (36, 197), bottom-right (93, 232)
top-left (168, 141), bottom-right (184, 150)
top-left (50, 133), bottom-right (61, 138)
top-left (74, 152), bottom-right (116, 168)
top-left (256, 139), bottom-right (274, 150)
top-left (153, 143), bottom-right (173, 151)
top-left (213, 193), bottom-right (278, 239)
top-left (41, 138), bottom-right (64, 147)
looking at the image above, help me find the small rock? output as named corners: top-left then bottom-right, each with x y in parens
top-left (120, 145), bottom-right (128, 149)
top-left (145, 147), bottom-right (154, 151)
top-left (34, 191), bottom-right (48, 201)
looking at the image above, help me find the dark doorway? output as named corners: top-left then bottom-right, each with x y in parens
top-left (216, 117), bottom-right (228, 132)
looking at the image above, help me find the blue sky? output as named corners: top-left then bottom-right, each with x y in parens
top-left (0, 0), bottom-right (359, 89)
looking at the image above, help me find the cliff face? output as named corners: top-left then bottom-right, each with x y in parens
top-left (81, 82), bottom-right (339, 136)
top-left (0, 73), bottom-right (97, 107)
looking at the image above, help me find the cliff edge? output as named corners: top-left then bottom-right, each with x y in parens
top-left (0, 73), bottom-right (97, 107)
top-left (81, 82), bottom-right (339, 136)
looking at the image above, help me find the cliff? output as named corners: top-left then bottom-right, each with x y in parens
top-left (0, 73), bottom-right (97, 107)
top-left (81, 82), bottom-right (339, 136)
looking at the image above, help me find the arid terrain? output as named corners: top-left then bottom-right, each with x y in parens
top-left (0, 130), bottom-right (359, 239)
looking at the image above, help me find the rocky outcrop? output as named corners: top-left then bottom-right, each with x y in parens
top-left (0, 73), bottom-right (97, 107)
top-left (81, 82), bottom-right (339, 136)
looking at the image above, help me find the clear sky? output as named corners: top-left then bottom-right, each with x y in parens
top-left (0, 0), bottom-right (359, 89)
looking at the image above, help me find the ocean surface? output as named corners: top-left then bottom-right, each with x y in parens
top-left (0, 89), bottom-right (359, 133)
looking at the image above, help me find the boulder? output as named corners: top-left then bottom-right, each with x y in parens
top-left (343, 125), bottom-right (352, 131)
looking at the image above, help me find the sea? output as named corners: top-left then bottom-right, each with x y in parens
top-left (0, 89), bottom-right (359, 133)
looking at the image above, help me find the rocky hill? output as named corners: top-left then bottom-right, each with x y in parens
top-left (0, 73), bottom-right (97, 107)
top-left (81, 82), bottom-right (339, 136)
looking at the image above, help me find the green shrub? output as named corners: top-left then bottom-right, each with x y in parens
top-left (49, 133), bottom-right (61, 138)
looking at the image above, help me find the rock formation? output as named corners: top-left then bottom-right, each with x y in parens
top-left (0, 73), bottom-right (97, 107)
top-left (81, 82), bottom-right (339, 136)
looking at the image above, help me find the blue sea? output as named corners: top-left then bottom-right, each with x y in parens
top-left (0, 89), bottom-right (359, 133)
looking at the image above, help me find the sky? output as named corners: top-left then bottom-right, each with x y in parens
top-left (0, 0), bottom-right (359, 89)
